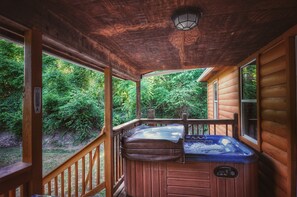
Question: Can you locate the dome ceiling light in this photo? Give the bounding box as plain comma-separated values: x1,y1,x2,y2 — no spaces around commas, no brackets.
171,7,202,31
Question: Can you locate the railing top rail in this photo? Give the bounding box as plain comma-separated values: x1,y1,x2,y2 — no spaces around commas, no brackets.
113,119,140,133
43,131,106,184
0,162,32,193
140,118,234,124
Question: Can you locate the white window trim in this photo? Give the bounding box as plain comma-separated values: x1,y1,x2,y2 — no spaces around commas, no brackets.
213,81,218,119
240,59,257,143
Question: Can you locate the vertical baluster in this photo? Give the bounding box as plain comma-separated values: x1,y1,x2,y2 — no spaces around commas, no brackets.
20,183,28,197
226,124,228,136
89,151,92,190
115,135,118,184
117,134,120,181
42,183,45,195
112,136,115,185
61,171,65,197
20,185,24,197
75,162,78,197
208,124,210,135
82,156,85,195
48,181,51,195
54,176,58,196
96,146,100,185
118,134,122,178
9,189,16,197
120,133,123,178
68,166,71,196
214,124,217,135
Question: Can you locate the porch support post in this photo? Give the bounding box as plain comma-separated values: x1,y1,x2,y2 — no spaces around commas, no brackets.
23,28,43,195
136,80,141,119
104,67,113,197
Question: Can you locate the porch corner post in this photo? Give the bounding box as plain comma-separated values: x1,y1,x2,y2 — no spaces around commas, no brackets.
104,67,114,197
23,28,43,195
136,80,141,119
233,113,239,139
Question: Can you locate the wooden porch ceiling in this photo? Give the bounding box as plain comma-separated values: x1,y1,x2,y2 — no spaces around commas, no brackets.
1,0,297,80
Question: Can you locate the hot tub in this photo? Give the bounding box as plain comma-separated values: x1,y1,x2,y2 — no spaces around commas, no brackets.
184,135,257,163
122,126,258,197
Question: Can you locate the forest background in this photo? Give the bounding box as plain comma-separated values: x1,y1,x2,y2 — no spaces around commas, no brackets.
0,39,207,141
0,39,207,172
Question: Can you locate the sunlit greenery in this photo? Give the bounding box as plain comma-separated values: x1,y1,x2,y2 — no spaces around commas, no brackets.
0,39,207,141
241,63,257,100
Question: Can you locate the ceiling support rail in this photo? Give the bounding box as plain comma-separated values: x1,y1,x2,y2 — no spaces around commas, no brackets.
136,81,141,119
104,67,114,197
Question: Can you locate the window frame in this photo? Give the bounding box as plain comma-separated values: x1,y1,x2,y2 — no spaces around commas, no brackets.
239,59,260,150
213,81,218,119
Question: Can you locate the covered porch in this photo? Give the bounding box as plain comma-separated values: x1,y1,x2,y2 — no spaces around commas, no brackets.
1,1,297,197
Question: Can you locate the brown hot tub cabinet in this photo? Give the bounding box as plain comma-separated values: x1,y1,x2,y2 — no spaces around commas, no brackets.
122,125,258,197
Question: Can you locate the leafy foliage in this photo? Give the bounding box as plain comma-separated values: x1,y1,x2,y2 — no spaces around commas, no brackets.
0,40,24,136
140,70,207,118
0,39,207,141
241,63,257,100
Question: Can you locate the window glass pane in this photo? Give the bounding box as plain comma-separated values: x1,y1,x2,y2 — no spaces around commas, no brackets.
213,82,218,119
241,102,257,139
241,62,256,100
214,102,218,119
0,39,24,168
214,83,218,101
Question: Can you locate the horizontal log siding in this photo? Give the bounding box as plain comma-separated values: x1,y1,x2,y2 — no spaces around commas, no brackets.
208,67,239,136
205,26,297,197
259,41,289,196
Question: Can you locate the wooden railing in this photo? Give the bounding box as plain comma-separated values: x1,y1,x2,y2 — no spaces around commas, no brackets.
140,113,239,138
112,119,141,195
1,115,238,197
0,162,32,197
42,129,106,197
112,114,239,194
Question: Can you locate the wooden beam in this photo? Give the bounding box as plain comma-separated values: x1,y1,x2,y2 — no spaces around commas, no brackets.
136,81,141,119
23,28,43,195
104,67,113,197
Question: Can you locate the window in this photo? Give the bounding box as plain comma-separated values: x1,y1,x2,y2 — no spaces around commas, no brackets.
213,81,218,119
240,60,257,143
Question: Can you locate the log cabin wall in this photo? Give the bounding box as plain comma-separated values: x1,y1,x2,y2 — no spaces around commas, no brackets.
205,25,297,197
207,67,239,136
258,40,289,197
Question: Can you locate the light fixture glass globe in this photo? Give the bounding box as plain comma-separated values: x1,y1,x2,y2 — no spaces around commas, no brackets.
172,7,201,31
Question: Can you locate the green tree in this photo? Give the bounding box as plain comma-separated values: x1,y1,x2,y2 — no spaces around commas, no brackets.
141,69,207,119
0,40,24,136
0,39,208,142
